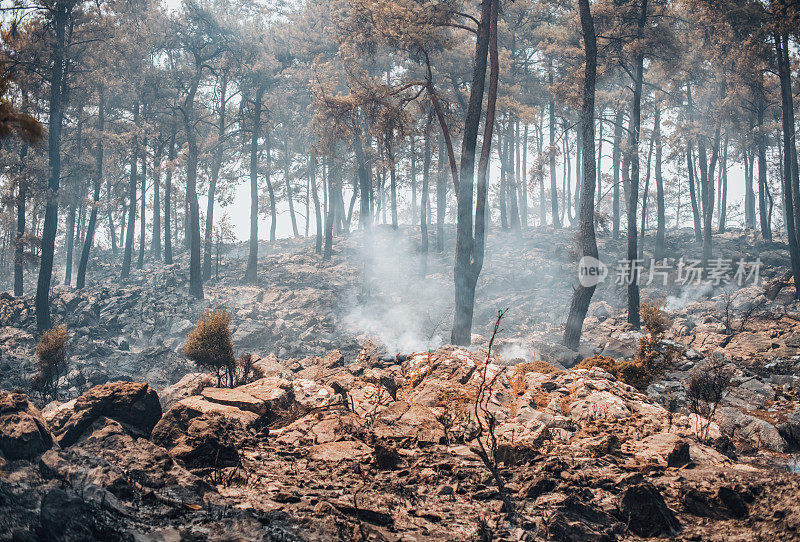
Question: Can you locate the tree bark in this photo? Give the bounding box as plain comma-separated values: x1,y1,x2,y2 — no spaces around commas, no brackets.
137,134,147,270
245,87,264,282
625,0,647,330
654,103,665,260
564,0,598,350
183,72,204,299
121,102,139,280
611,107,623,238
164,123,176,264
14,144,28,297
548,63,561,229
152,145,162,260
436,131,446,252
776,30,800,297
77,88,104,289
203,70,227,280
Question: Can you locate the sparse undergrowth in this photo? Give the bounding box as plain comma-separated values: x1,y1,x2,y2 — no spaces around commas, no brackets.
183,308,262,387
31,324,69,401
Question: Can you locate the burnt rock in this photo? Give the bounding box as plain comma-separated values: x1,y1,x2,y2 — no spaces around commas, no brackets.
666,440,691,468
547,495,624,542
618,483,680,538
39,488,122,542
717,486,749,519
152,402,244,469
0,391,53,460
48,381,162,447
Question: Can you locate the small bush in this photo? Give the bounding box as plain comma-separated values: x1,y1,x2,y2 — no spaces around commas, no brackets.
636,299,677,385
640,298,670,336
32,325,69,400
183,308,236,387
576,355,653,392
686,362,732,442
230,353,264,388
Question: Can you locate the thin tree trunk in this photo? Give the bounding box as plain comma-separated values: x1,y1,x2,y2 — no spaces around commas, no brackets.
521,122,528,227
284,136,299,238
183,75,204,299
436,131,446,251
776,30,800,297
626,0,647,330
654,103,665,260
757,97,772,240
77,88,104,289
612,107,623,238
310,154,322,253
14,144,28,297
245,87,264,282
164,124,176,264
639,116,655,259
549,64,561,228
121,102,139,279
203,70,227,279
152,145,162,260
564,0,598,350
137,136,147,270
421,122,432,275
451,0,496,346
717,133,728,233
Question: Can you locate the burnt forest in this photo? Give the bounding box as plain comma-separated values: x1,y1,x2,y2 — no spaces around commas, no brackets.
1,0,800,540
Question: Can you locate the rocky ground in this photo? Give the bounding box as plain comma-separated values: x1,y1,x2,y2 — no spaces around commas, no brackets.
0,226,799,540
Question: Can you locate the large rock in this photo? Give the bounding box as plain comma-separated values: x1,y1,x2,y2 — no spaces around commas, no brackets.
569,391,631,421
40,416,210,506
618,483,680,538
152,397,255,468
0,391,53,460
47,382,162,448
159,372,215,411
716,407,787,452
777,409,800,450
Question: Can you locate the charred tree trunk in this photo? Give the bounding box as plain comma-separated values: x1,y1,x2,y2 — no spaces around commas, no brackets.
77,88,104,289
183,76,204,299
548,65,561,229
564,0,597,350
611,107,623,238
121,102,139,280
152,146,162,261
245,87,264,283
36,0,69,331
164,124,176,265
451,0,496,345
775,30,800,297
436,131,446,252
137,136,147,270
625,0,647,330
203,70,227,280
14,144,28,297
654,103,665,260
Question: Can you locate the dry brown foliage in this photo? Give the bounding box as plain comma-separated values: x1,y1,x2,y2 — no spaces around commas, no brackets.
183,308,236,387
32,325,69,400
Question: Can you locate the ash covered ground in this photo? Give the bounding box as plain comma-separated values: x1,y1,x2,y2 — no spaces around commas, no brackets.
1,227,799,541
